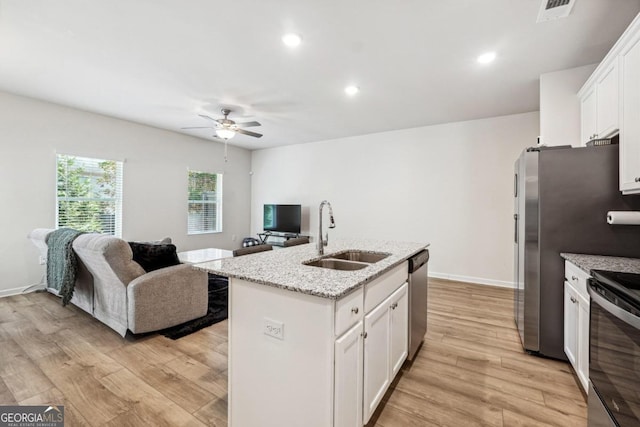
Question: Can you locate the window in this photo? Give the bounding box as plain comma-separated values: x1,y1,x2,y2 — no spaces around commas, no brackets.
188,170,222,234
56,154,123,237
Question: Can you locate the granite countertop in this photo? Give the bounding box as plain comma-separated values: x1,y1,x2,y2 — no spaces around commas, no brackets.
195,239,429,299
561,253,640,275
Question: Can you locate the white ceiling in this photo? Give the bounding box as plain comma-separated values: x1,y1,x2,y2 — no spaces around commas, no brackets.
0,0,638,150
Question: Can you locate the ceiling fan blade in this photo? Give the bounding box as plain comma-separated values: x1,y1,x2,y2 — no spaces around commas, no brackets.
236,121,261,128
181,126,216,130
198,114,218,122
235,128,263,138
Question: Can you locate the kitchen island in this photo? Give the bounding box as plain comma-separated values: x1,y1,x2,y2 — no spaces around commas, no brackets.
196,239,428,427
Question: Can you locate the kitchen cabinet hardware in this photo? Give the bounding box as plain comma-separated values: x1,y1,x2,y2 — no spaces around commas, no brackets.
571,296,577,303
351,307,359,314
572,275,578,281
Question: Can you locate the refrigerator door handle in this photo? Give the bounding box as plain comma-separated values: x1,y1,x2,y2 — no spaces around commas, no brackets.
514,214,518,243
514,173,518,197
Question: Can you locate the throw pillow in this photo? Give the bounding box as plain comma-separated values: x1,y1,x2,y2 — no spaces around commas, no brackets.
128,242,180,272
138,237,172,245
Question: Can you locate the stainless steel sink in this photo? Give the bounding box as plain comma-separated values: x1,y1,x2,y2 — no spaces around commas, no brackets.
303,259,368,271
329,250,390,263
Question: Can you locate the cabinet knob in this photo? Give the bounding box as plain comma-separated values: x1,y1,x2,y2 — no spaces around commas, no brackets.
363,332,368,339
391,302,398,310
570,296,577,304
351,307,359,314
635,177,640,183
571,276,578,281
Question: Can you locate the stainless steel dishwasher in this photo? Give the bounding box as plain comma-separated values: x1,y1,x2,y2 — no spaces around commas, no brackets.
408,249,429,360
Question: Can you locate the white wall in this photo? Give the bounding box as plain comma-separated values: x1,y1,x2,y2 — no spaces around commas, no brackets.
0,91,252,296
251,112,539,287
540,64,597,147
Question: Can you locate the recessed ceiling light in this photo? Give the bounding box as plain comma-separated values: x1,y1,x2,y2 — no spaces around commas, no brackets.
344,85,360,96
477,52,496,64
282,33,302,48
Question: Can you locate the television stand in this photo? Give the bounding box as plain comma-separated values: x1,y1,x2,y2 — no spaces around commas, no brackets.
258,232,306,247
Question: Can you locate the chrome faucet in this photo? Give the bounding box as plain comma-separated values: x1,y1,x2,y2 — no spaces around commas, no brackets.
317,200,336,255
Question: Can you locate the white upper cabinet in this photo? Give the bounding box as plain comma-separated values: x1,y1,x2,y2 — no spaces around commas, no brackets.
596,60,620,139
579,61,619,145
580,87,597,145
578,13,640,193
620,34,640,193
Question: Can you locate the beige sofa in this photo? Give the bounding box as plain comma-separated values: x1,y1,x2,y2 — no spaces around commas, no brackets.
28,229,208,336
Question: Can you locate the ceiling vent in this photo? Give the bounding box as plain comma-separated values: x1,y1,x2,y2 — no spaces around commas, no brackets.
537,0,576,23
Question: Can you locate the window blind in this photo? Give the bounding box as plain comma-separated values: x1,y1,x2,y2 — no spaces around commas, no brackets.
56,154,123,237
188,171,222,234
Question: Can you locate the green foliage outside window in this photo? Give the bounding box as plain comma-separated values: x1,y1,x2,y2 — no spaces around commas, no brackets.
56,155,121,235
188,170,221,234
188,171,217,199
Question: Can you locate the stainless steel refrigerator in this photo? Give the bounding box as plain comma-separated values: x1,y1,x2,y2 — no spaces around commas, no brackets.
513,143,640,360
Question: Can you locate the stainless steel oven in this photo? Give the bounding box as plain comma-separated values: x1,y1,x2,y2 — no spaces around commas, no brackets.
588,270,640,427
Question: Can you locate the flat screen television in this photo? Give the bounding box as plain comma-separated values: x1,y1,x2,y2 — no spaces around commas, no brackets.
263,204,301,234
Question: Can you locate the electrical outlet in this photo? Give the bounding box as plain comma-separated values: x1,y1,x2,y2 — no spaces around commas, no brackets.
263,318,284,340
38,256,46,265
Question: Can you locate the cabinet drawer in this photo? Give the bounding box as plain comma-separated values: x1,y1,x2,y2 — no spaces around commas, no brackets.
565,261,590,299
364,263,408,313
335,286,364,336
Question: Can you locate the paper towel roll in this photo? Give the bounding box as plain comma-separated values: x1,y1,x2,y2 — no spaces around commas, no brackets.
607,211,640,225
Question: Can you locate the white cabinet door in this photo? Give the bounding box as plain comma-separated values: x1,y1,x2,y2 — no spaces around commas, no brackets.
563,281,578,367
363,297,391,424
620,36,640,193
334,321,364,427
576,291,590,392
596,60,620,139
389,283,408,378
581,87,597,145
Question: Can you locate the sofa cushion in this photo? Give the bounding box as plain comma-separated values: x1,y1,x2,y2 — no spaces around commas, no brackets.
128,242,180,272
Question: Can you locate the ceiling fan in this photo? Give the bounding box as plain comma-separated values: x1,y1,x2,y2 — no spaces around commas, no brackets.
181,108,262,140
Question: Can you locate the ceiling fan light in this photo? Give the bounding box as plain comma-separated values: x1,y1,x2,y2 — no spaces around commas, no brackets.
216,128,235,140
477,51,496,64
344,85,360,96
282,33,302,47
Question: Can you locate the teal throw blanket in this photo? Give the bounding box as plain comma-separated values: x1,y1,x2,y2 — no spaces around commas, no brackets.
46,228,84,306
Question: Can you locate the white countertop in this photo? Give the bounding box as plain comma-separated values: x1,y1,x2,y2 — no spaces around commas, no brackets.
194,239,429,299
178,247,233,264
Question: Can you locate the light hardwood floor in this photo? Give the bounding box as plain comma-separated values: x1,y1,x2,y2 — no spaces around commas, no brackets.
0,278,587,426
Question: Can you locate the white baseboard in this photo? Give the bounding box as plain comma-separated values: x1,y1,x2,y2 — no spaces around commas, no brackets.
429,272,515,289
0,285,37,297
